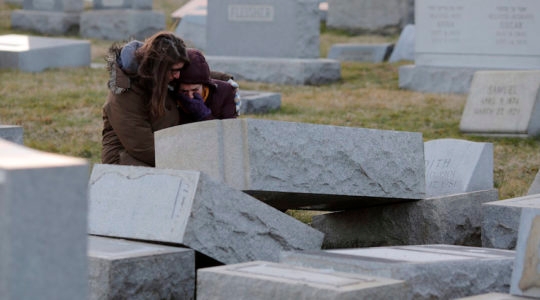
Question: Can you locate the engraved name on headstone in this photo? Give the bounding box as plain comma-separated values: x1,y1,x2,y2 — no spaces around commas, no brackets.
228,4,274,22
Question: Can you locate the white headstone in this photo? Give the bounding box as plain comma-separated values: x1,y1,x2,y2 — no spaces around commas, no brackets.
459,70,540,137
425,138,493,197
510,207,540,297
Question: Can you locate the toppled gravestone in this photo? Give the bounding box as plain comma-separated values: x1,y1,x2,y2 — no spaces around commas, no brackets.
155,118,425,210
0,139,88,300
88,164,323,265
281,244,516,300
197,261,408,300
312,189,498,249
88,235,195,300
482,194,540,250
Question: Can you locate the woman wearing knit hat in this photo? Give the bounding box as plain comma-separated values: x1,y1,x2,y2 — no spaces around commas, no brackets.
101,31,190,167
173,48,239,124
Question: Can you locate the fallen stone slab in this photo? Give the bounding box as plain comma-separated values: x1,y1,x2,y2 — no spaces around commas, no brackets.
312,189,498,249
0,125,23,145
205,56,341,85
510,207,540,298
0,139,88,300
399,65,482,94
0,34,91,72
88,164,323,265
239,90,281,115
280,244,515,300
155,118,425,210
455,293,530,299
327,43,393,63
197,260,408,300
88,235,195,300
482,194,540,250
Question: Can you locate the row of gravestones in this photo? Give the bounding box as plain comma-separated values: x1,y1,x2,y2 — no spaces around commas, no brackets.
3,119,540,299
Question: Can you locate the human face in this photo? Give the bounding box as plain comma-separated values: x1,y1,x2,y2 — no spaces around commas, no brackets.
179,83,203,99
168,62,185,82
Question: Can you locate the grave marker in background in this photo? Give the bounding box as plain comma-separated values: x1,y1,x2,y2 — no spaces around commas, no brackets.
0,140,88,300
389,24,415,63
460,71,540,137
527,170,540,195
11,0,83,34
399,0,540,94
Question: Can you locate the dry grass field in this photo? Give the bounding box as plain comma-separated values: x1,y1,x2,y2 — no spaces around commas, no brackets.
1,0,539,212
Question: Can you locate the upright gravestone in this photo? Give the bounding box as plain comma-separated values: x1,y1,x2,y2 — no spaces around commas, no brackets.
425,138,493,197
0,34,91,72
10,0,83,34
80,0,165,40
174,0,208,50
326,0,414,35
399,0,540,94
389,24,415,63
0,140,88,299
460,70,540,137
510,207,540,297
203,0,340,85
155,119,426,210
88,164,323,265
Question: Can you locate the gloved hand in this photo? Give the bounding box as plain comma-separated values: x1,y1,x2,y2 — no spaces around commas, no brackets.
177,93,212,121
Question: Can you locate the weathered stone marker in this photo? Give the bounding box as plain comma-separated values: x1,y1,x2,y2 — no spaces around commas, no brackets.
197,261,408,300
88,164,323,264
88,235,195,300
0,125,23,144
0,139,88,299
155,118,425,210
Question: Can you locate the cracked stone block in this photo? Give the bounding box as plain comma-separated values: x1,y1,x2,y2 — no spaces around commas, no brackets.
0,139,88,300
88,164,323,264
312,189,498,249
482,194,540,250
280,244,515,300
425,138,493,197
155,118,425,210
197,260,408,300
88,235,195,300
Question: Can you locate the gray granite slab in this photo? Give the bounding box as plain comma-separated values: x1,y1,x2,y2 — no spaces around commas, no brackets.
174,13,207,51
482,194,540,249
510,207,540,297
88,236,195,300
425,138,493,197
10,10,81,35
280,244,515,300
80,10,165,41
0,125,23,145
398,64,482,94
527,170,540,195
0,140,88,300
22,0,83,12
460,71,540,137
88,164,323,264
155,119,425,210
238,90,281,115
205,56,341,85
312,189,498,249
327,43,393,63
456,293,531,300
93,0,152,10
197,261,408,300
206,0,320,58
0,34,90,72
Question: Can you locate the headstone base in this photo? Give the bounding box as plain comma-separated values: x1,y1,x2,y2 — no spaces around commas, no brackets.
206,56,341,85
0,34,91,72
327,43,393,63
239,90,281,115
0,125,23,145
11,10,80,35
80,9,165,41
399,64,493,94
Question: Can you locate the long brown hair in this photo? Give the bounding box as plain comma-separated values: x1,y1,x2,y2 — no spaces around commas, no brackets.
135,31,189,118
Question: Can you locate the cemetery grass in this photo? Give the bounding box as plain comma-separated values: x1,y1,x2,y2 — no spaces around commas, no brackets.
1,3,540,224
